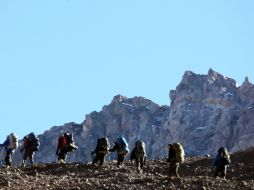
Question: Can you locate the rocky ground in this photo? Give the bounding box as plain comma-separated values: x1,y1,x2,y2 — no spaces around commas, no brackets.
1,148,254,190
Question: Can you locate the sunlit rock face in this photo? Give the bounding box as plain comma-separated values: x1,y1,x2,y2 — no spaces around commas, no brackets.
167,69,254,155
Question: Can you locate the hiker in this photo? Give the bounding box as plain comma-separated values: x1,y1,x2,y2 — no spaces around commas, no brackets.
20,132,40,167
167,143,185,177
91,137,110,166
0,133,18,166
56,132,78,163
130,140,147,172
109,137,129,167
213,147,231,179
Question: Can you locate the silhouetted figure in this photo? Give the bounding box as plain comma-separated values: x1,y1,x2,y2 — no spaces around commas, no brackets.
213,147,231,179
20,132,40,167
56,132,77,163
109,137,129,167
91,138,110,166
130,140,147,172
0,133,18,166
167,143,184,177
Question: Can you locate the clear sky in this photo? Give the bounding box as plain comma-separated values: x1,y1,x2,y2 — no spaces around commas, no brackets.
0,0,253,142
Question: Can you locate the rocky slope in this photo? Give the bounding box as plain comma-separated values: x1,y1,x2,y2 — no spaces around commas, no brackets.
10,69,254,164
1,148,254,190
167,69,254,155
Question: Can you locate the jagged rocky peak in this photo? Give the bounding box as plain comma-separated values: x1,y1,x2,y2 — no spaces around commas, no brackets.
241,77,252,87
170,69,238,104
180,68,236,87
207,68,236,87
207,68,220,78
175,70,205,98
244,76,250,83
238,76,254,102
170,70,205,103
109,94,160,111
167,69,254,155
180,70,204,85
112,94,127,103
183,70,195,77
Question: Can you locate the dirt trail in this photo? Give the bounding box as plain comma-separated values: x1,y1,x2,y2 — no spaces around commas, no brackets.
0,148,253,190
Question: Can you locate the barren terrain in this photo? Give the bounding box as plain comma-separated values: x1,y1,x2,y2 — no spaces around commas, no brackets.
1,148,254,190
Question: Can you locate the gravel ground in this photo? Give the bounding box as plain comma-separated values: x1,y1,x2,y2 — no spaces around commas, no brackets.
0,148,253,190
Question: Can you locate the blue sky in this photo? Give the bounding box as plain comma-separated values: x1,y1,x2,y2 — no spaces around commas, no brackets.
0,0,253,141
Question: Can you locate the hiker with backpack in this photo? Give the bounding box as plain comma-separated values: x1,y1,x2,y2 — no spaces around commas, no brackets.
109,137,129,168
20,132,40,167
91,137,110,166
213,147,231,179
167,143,185,177
130,140,147,172
0,133,18,166
56,132,78,163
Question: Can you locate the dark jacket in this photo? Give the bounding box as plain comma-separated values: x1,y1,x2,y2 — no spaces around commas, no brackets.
57,135,67,151
168,145,176,162
213,147,231,171
92,140,107,154
214,154,230,168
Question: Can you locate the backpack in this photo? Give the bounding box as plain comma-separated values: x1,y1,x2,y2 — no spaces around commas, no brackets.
63,133,77,152
8,133,18,150
217,148,231,166
135,140,146,158
98,138,110,153
116,137,129,155
172,143,185,163
219,156,230,166
64,133,74,144
58,135,66,147
28,133,40,151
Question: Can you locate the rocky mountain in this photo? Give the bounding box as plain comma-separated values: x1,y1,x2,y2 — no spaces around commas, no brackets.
167,69,254,155
27,96,170,164
2,148,254,190
11,69,254,164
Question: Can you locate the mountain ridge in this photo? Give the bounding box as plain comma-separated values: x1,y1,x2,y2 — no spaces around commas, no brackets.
10,69,254,164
